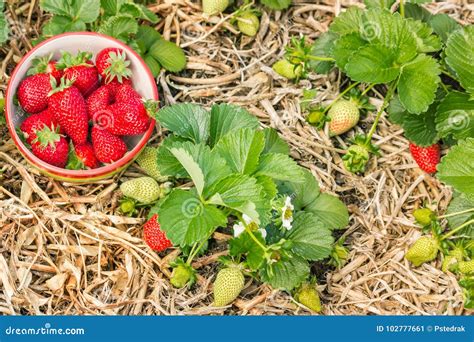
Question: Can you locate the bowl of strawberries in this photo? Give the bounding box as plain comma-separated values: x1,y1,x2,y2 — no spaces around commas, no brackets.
5,32,158,182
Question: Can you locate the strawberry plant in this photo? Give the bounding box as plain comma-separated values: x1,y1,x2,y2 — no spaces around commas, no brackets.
150,103,349,306
38,0,186,75
0,1,8,45
281,1,473,174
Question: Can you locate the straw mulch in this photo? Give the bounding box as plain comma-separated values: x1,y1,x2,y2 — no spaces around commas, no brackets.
1,0,473,316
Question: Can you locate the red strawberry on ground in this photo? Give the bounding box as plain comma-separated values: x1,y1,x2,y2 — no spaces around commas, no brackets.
104,78,133,97
91,126,127,163
409,143,440,174
86,85,113,121
57,51,99,97
30,125,69,168
20,109,61,144
143,214,172,252
95,47,132,84
67,142,99,170
27,53,63,81
48,77,89,145
17,73,51,113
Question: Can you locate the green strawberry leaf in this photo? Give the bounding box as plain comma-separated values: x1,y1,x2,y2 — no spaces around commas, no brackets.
156,136,189,178
363,0,395,9
262,128,289,155
207,174,269,225
229,232,266,271
214,128,265,175
438,138,474,197
209,104,259,147
98,15,138,42
285,212,334,261
256,175,278,200
387,96,407,125
329,7,363,36
277,168,320,211
42,16,86,36
101,0,127,16
40,0,100,23
0,3,8,44
260,0,292,10
332,33,367,70
435,92,474,141
136,26,162,53
304,193,349,229
308,31,338,74
156,103,210,144
157,189,227,247
447,194,474,238
169,147,206,196
428,13,461,43
404,3,432,22
260,254,309,291
398,102,439,146
398,54,441,114
149,39,186,72
405,18,442,53
254,153,306,182
345,43,400,84
119,3,159,23
445,26,474,99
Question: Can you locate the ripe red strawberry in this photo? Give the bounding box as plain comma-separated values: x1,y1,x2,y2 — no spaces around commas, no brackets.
30,125,69,168
86,86,113,120
27,53,63,81
58,52,99,97
409,143,440,174
67,142,99,170
48,78,89,145
104,78,133,97
91,126,127,163
20,109,61,144
17,73,51,113
143,214,172,252
95,47,132,84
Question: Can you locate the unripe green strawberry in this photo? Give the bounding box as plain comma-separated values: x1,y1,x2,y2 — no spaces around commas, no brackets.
272,59,302,80
136,147,168,182
343,144,369,173
458,260,474,275
406,236,439,267
237,12,260,37
413,208,434,226
120,177,161,204
202,0,229,15
213,266,245,306
327,99,360,136
306,110,325,127
295,283,321,312
170,263,196,288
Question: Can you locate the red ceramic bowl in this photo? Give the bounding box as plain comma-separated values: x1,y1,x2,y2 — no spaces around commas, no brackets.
5,32,157,182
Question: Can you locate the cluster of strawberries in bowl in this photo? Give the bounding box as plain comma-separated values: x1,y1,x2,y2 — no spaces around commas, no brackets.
16,47,155,170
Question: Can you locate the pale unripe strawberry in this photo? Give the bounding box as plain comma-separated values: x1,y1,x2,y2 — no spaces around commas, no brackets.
295,283,322,312
272,59,302,80
213,266,245,306
327,99,360,136
413,208,434,226
458,260,474,275
202,0,229,15
343,144,369,173
237,12,260,37
170,263,196,288
136,147,168,182
406,236,439,267
120,177,161,204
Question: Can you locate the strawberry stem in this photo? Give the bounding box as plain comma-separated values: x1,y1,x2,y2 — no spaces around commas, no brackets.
441,218,474,240
323,81,361,114
306,55,335,62
399,0,405,17
186,238,208,265
438,208,474,219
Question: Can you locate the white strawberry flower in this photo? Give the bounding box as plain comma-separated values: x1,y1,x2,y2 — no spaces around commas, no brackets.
233,222,246,237
281,196,294,230
234,214,267,240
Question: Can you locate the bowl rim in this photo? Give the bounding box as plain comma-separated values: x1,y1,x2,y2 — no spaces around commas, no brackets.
5,31,157,180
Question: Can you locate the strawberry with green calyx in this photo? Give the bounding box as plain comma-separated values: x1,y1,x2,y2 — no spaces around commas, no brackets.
235,11,260,37
342,134,379,173
120,176,161,204
66,142,99,170
20,109,61,144
409,143,440,174
406,235,440,267
27,53,62,81
413,208,435,226
48,76,89,145
306,108,327,129
213,264,245,307
170,259,197,288
272,59,303,80
30,124,69,168
120,198,138,217
56,51,99,97
202,0,229,15
91,126,127,163
294,281,322,313
143,214,172,252
330,238,349,268
95,48,132,84
458,260,474,275
136,146,169,182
